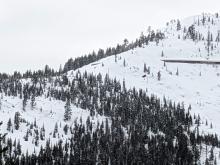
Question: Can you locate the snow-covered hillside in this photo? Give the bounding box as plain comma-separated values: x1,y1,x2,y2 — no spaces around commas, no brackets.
0,95,106,154
1,13,220,164
74,13,220,137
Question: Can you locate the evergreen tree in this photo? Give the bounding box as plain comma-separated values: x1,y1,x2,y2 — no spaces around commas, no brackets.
14,112,20,130
209,147,214,162
7,118,12,132
207,30,212,56
144,63,147,73
63,124,69,135
17,140,21,155
64,99,72,121
161,51,164,57
53,123,58,138
188,25,196,41
123,59,126,67
115,55,117,63
0,122,8,154
40,125,45,141
22,94,28,111
24,130,29,141
34,129,39,146
177,19,181,31
176,68,179,76
31,93,36,110
157,71,161,81
202,14,206,25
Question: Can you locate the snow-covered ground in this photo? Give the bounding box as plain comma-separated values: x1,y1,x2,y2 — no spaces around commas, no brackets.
74,14,220,135
74,44,220,135
68,14,220,163
0,95,106,153
1,13,220,163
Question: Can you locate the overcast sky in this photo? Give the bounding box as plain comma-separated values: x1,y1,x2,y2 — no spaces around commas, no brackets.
0,0,219,73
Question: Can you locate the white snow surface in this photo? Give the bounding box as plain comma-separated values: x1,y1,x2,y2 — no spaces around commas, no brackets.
0,95,106,153
72,13,220,137
70,14,220,163
1,13,220,163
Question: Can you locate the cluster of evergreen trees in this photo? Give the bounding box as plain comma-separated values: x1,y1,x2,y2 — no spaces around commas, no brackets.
0,70,219,164
63,31,165,73
174,13,220,57
0,64,61,82
1,14,220,163
0,29,164,82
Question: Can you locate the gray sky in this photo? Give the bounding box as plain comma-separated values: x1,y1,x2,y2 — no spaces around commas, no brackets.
0,0,219,73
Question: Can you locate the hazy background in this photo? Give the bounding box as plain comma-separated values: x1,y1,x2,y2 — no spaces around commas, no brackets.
0,0,219,73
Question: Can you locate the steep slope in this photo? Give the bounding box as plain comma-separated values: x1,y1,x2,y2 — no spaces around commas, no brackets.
0,77,107,155
0,13,220,164
75,13,220,135
0,94,106,154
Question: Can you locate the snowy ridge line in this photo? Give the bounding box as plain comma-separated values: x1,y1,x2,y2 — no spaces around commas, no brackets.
161,58,220,64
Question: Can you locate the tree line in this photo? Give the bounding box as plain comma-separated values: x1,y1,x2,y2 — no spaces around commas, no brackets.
0,70,218,164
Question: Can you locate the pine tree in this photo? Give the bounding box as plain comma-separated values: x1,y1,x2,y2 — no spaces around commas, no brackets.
177,20,181,31
22,94,28,111
63,58,74,72
209,147,214,162
17,140,21,155
59,64,63,74
14,112,20,130
31,93,36,110
188,25,196,41
207,30,211,56
53,123,58,138
40,125,45,140
24,130,29,141
147,67,150,75
161,51,164,57
0,122,8,154
64,99,72,121
63,124,69,135
7,118,12,132
157,71,161,81
123,59,126,67
144,63,147,73
34,118,37,128
214,157,217,165
35,129,39,146
176,68,179,76
202,14,206,25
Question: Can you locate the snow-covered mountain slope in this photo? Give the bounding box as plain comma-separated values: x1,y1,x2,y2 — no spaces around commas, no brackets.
1,13,220,164
72,13,220,136
0,94,106,153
